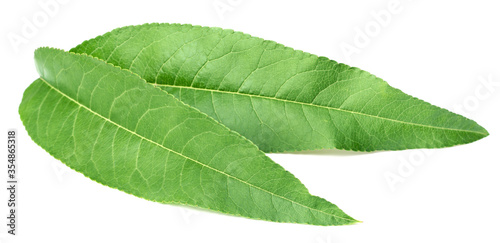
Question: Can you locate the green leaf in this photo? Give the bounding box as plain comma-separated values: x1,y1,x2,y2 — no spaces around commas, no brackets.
19,47,358,226
71,23,488,152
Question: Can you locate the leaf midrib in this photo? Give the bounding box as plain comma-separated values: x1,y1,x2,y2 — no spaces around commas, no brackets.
39,77,354,223
156,84,486,135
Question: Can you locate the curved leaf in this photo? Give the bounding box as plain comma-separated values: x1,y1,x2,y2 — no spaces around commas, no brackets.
19,47,358,226
72,23,488,152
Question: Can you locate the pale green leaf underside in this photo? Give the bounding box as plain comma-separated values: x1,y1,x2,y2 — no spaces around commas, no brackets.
19,47,358,225
71,23,488,152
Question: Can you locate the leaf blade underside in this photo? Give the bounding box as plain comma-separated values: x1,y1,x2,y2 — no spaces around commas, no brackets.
71,23,488,152
19,47,358,226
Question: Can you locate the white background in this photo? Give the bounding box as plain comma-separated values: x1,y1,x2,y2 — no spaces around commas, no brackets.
1,0,499,242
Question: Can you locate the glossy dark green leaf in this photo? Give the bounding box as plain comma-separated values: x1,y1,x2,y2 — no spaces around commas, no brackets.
71,23,488,152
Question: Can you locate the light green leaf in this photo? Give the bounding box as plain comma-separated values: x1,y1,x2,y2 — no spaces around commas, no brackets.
71,23,488,152
19,47,358,226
